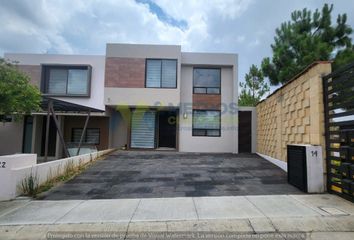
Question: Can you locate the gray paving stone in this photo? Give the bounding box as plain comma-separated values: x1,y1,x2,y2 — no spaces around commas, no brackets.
40,151,302,200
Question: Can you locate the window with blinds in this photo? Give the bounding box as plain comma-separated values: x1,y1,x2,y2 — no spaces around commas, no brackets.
68,69,88,94
192,110,221,137
130,110,156,148
48,69,67,94
72,128,100,145
43,65,91,96
146,59,177,88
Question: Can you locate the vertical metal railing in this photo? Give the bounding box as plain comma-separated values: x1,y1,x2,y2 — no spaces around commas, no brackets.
323,62,354,202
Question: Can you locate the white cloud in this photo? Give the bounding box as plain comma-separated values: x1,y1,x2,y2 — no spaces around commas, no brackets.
1,0,353,89
0,0,254,55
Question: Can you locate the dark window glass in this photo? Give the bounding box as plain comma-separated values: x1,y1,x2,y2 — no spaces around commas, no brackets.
193,68,221,94
0,115,13,122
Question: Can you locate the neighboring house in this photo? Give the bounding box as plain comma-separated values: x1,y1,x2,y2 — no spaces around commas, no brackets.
0,43,246,158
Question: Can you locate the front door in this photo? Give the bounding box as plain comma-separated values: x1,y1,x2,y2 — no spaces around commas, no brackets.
158,111,176,148
238,111,252,153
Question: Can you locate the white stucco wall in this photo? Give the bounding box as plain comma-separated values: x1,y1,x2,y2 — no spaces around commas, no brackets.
179,66,238,153
4,53,106,111
0,149,114,201
0,154,37,201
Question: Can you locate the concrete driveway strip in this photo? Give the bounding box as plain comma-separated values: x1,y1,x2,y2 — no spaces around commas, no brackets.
131,197,198,221
0,200,30,218
289,194,354,216
193,196,265,219
0,200,82,225
246,195,320,217
57,199,140,223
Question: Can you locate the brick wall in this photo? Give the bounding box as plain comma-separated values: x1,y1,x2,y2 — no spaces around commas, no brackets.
105,57,145,88
193,94,221,110
256,62,331,162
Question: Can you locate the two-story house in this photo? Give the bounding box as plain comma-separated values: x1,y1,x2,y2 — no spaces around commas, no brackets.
0,43,242,158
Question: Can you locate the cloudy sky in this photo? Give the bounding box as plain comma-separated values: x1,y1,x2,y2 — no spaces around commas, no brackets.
1,0,353,90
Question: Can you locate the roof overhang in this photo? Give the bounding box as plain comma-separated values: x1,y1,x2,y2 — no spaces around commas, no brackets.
41,97,105,113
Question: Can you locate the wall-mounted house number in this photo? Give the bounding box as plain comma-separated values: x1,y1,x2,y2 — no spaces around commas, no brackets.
0,162,6,168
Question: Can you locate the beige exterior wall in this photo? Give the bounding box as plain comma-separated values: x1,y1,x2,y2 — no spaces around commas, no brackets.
105,43,181,107
256,62,331,162
179,66,237,153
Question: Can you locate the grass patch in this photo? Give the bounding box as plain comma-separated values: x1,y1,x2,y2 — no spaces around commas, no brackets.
20,155,106,198
20,170,39,198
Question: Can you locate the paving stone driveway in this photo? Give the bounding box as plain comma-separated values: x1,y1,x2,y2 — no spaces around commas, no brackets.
40,151,301,200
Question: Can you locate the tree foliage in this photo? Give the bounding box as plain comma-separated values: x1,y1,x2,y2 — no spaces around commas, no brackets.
261,4,354,85
0,58,41,120
239,64,270,106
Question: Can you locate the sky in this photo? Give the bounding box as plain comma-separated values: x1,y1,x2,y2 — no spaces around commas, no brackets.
0,0,354,93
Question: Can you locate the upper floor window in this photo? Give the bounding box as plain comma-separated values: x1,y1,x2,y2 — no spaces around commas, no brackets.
193,68,221,94
146,59,177,88
42,65,91,96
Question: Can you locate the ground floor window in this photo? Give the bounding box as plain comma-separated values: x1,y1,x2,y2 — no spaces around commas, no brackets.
192,110,221,137
72,128,100,144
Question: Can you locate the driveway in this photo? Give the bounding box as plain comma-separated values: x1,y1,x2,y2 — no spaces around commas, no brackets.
40,151,301,200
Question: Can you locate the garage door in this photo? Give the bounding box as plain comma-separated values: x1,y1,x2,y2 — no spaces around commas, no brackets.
130,110,156,148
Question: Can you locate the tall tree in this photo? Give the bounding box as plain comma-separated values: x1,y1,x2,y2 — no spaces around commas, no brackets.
239,64,269,106
261,4,354,85
0,58,41,121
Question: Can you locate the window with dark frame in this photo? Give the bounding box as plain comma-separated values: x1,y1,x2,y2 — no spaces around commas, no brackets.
0,115,13,122
146,59,177,88
42,65,91,96
193,68,221,94
72,128,100,145
192,110,221,137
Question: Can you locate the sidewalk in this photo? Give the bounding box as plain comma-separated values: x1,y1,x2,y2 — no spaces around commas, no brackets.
0,194,353,239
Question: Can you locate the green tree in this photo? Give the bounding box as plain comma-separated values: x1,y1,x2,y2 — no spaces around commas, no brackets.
0,58,41,121
261,4,354,85
238,64,270,106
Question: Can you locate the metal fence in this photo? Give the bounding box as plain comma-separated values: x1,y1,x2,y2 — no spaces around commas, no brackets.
323,61,354,202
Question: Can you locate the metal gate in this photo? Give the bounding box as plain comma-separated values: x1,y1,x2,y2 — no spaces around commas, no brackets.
323,62,354,202
130,109,156,149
